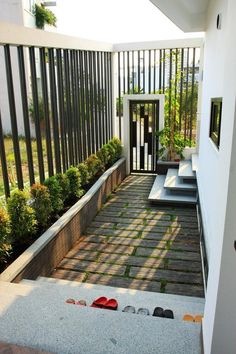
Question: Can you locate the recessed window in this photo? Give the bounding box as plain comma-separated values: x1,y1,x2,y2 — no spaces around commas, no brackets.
209,98,222,149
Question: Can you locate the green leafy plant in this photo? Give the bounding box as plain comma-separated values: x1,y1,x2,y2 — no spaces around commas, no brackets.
33,4,57,29
109,137,122,161
156,49,196,161
55,173,70,203
85,154,103,180
157,127,190,160
97,145,110,169
77,163,90,187
30,183,52,228
0,207,11,265
66,167,83,201
105,143,116,165
44,176,63,215
7,190,37,245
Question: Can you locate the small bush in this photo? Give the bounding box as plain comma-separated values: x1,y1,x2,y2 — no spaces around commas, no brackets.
0,207,11,265
7,190,37,245
97,145,110,169
31,183,52,228
55,173,70,203
66,167,83,200
85,154,103,180
105,143,116,165
109,137,122,160
44,176,63,214
77,163,90,186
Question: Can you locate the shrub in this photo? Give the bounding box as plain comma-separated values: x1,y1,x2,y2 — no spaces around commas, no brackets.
44,176,63,214
66,167,83,200
105,143,116,165
0,207,11,265
77,163,90,187
97,145,110,169
109,137,122,160
7,190,37,245
55,173,70,203
85,154,103,180
30,183,52,228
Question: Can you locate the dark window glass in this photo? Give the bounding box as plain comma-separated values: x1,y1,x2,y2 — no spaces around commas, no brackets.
209,98,222,148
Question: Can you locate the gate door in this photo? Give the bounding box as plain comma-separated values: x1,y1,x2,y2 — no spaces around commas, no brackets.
130,100,159,173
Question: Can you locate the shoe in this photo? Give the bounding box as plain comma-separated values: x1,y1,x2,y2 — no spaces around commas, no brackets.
153,307,164,317
163,309,174,319
183,314,194,322
91,296,108,308
65,298,75,304
194,315,203,323
104,298,118,310
137,308,150,315
122,306,136,313
75,300,87,306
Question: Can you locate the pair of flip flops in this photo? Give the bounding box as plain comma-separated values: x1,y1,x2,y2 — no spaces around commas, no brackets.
66,298,87,306
123,306,150,315
153,307,174,319
183,314,203,323
91,296,118,310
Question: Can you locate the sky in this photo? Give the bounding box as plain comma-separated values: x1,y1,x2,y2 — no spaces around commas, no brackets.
53,0,204,43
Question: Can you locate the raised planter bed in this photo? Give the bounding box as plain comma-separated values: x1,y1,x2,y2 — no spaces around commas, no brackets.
0,158,126,283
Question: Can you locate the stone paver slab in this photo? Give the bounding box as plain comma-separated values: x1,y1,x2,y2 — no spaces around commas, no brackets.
86,273,161,292
165,283,204,298
59,258,126,276
129,267,202,285
73,241,135,255
135,247,201,262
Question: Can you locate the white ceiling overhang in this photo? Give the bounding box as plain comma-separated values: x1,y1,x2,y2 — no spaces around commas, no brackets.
150,0,209,32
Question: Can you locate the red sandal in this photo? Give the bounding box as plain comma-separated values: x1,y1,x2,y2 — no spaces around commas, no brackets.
91,296,108,308
104,298,118,310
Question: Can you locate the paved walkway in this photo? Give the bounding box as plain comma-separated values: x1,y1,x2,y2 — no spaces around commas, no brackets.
52,175,204,298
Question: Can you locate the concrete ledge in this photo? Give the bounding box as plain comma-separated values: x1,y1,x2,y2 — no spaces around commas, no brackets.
0,158,126,283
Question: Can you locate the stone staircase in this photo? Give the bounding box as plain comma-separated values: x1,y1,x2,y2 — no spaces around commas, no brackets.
0,278,204,354
149,154,199,205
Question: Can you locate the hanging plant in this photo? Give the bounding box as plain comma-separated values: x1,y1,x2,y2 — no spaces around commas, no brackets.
33,4,57,30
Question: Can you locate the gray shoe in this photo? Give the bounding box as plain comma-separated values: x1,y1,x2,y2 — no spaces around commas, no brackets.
122,305,136,313
137,308,150,315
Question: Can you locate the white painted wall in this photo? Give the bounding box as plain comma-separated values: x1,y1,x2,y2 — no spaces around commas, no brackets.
198,0,236,352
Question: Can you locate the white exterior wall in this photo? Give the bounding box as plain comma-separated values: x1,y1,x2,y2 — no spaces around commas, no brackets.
0,0,36,135
198,0,236,352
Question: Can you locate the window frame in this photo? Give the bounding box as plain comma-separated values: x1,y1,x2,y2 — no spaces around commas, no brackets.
209,97,222,149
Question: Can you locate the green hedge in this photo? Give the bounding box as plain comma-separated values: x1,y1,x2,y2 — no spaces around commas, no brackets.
0,137,122,267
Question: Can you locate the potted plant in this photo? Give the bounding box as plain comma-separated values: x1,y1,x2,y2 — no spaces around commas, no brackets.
33,3,57,30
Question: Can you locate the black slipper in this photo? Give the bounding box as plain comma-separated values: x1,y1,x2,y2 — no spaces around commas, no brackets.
153,307,164,317
163,309,174,319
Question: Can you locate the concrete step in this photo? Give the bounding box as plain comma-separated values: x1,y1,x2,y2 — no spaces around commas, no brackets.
178,160,196,180
192,154,199,173
148,175,197,205
164,169,197,192
0,278,203,354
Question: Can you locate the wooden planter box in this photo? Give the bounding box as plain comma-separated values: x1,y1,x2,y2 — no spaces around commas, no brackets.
0,158,126,283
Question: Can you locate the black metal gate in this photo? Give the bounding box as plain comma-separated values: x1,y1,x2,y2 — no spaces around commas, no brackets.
130,100,159,173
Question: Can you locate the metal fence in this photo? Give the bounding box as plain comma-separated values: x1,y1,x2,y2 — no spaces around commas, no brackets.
0,43,113,198
116,47,200,143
